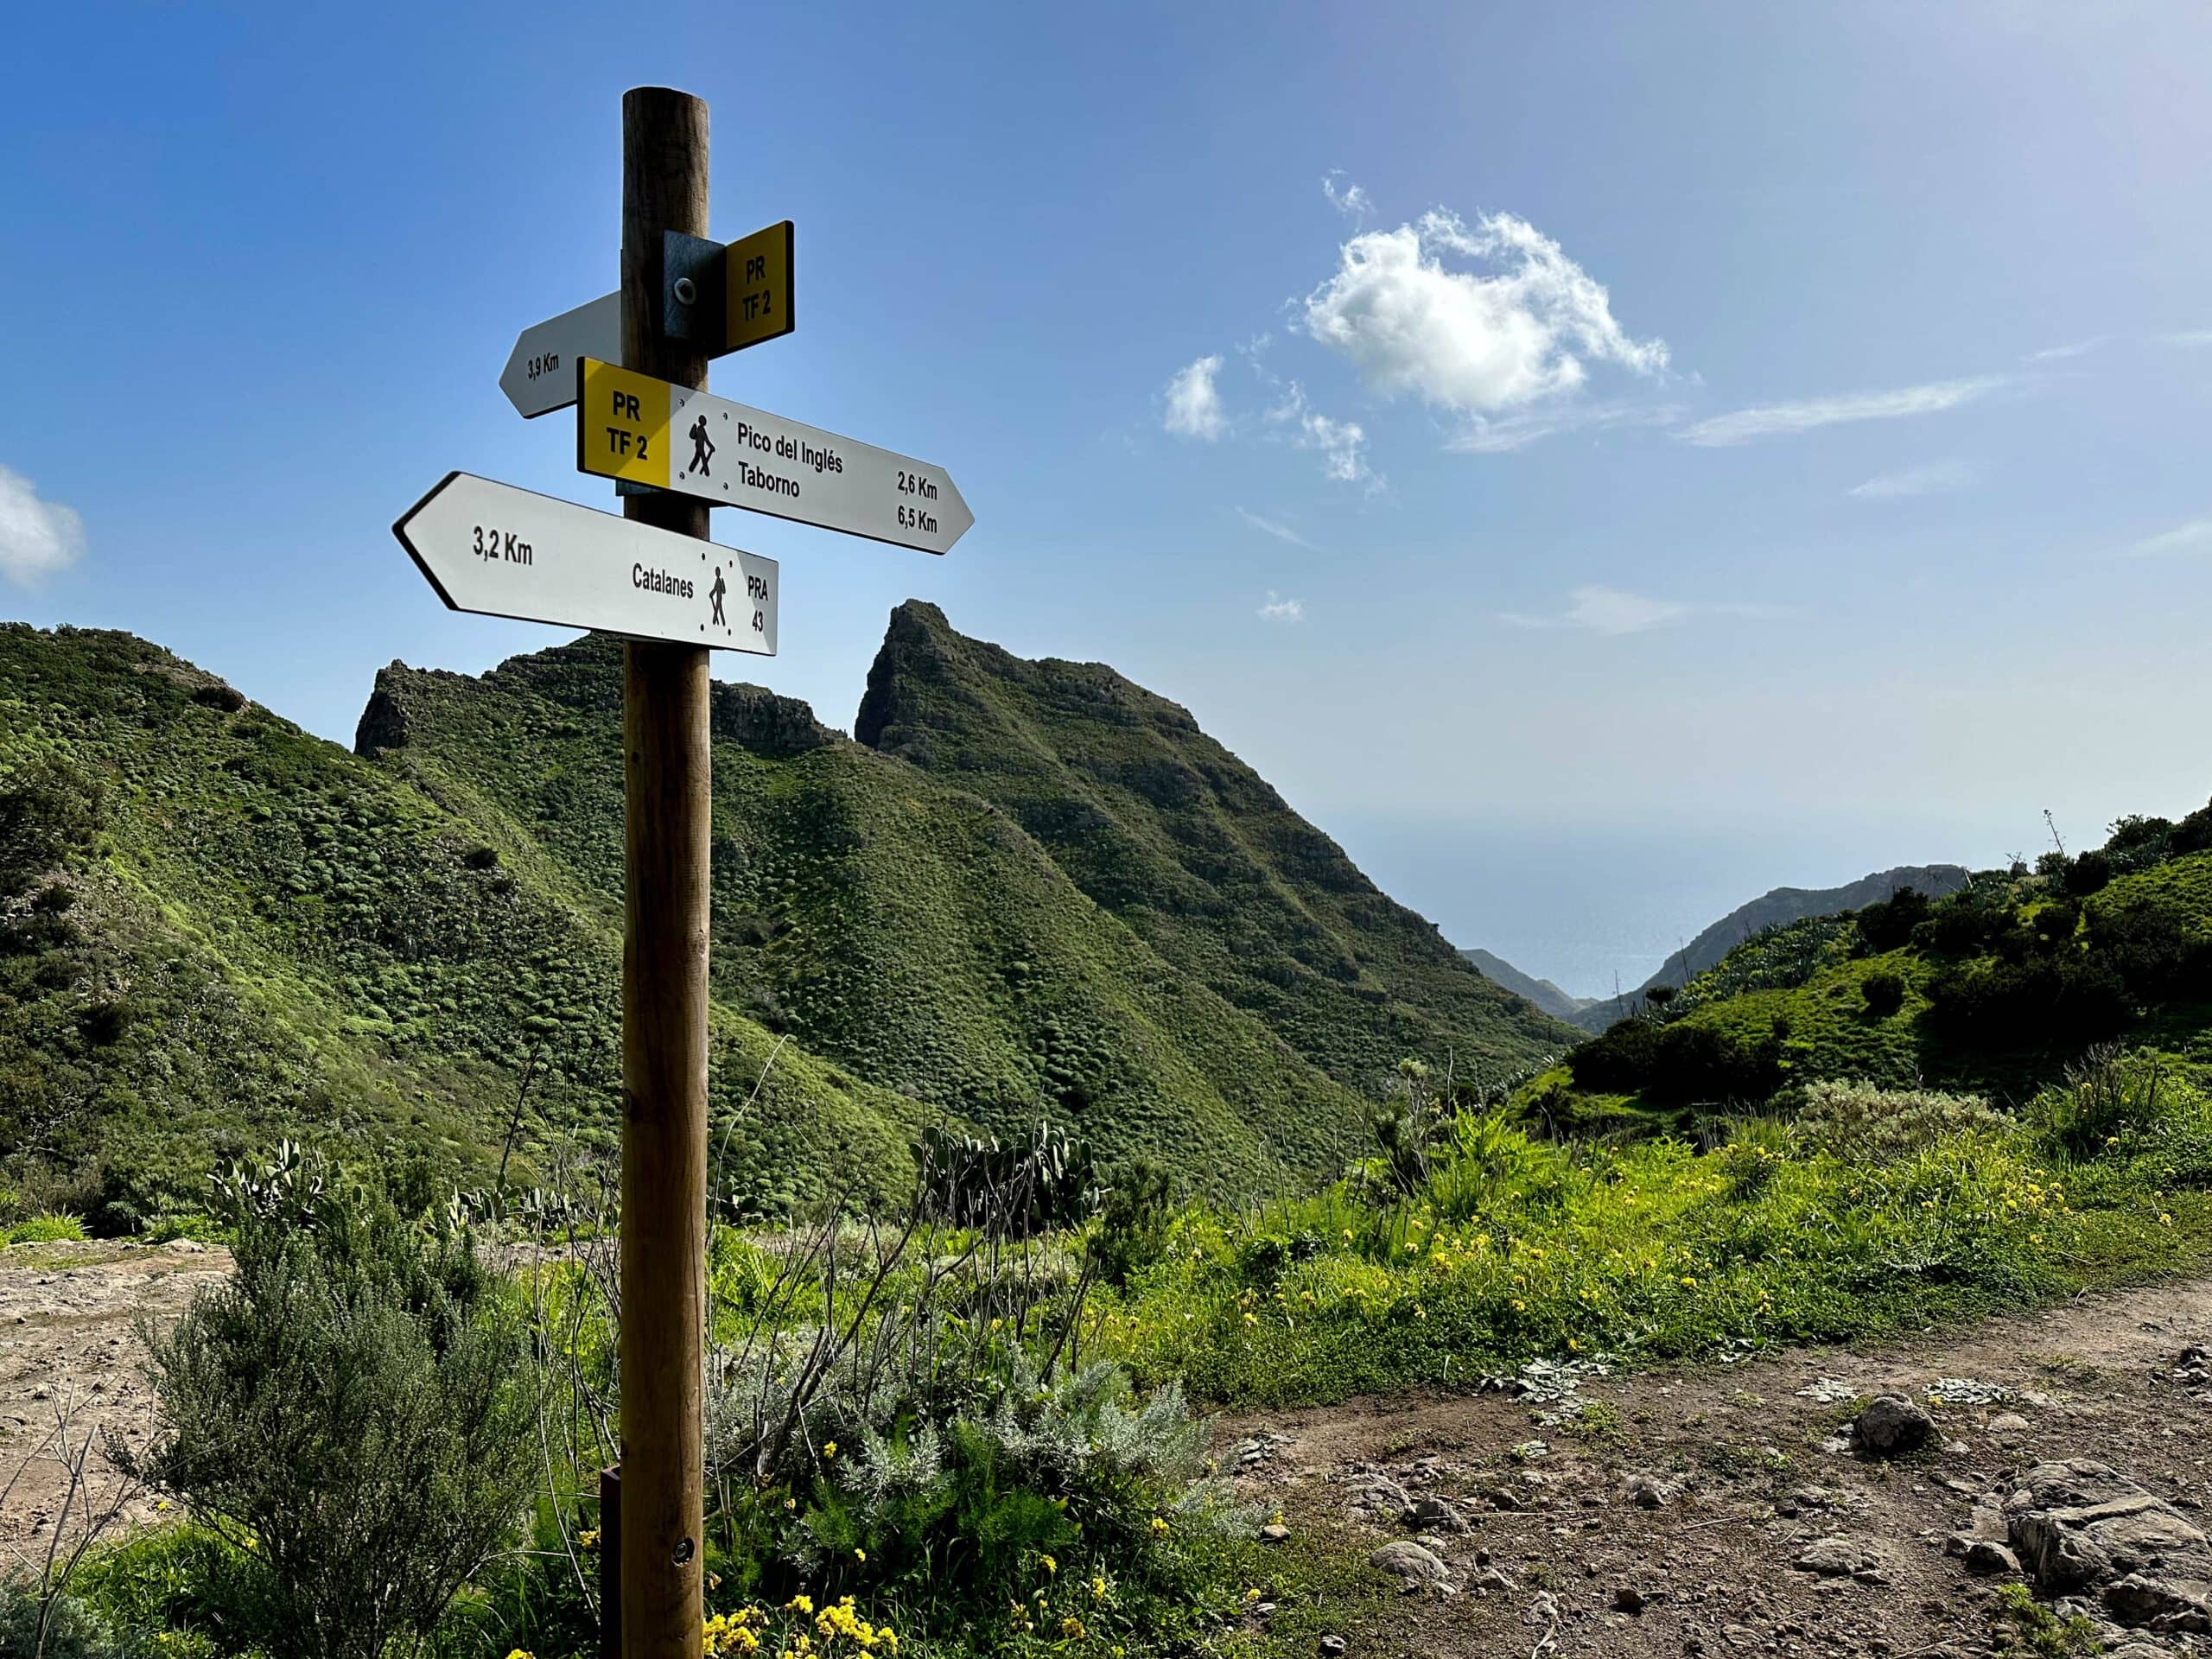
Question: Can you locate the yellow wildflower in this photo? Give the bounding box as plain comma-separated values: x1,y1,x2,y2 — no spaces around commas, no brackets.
1041,1554,1057,1574
822,1441,837,1459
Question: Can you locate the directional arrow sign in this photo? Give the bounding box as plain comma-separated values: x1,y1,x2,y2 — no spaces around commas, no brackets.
394,472,777,654
500,293,620,419
576,358,973,556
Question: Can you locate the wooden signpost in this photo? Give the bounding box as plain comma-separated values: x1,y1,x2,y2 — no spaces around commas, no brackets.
395,83,969,1659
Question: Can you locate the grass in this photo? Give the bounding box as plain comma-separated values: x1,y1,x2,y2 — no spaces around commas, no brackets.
3,1211,87,1244
1090,1088,2212,1408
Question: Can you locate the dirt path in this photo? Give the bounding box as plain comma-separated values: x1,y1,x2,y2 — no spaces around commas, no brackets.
0,1239,230,1568
1230,1278,2212,1657
3,1243,2207,1656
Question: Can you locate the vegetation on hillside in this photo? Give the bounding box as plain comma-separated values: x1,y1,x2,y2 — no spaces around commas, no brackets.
855,601,1574,1090
1540,808,2212,1133
362,633,1386,1190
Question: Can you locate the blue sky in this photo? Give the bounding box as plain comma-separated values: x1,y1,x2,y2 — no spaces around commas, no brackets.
4,1,2209,995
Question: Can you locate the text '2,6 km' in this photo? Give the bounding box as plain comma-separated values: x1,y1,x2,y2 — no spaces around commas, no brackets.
576,358,973,556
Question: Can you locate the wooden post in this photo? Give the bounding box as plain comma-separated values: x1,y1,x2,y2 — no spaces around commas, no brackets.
619,84,711,1659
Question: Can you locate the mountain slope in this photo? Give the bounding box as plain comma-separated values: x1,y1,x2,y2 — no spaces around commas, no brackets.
1458,948,1598,1026
359,633,1375,1188
0,624,926,1229
1562,863,1975,1033
854,601,1577,1091
1541,810,2212,1123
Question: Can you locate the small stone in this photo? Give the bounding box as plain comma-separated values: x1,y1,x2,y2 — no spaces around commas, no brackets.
1989,1412,2031,1434
1368,1540,1451,1590
1408,1494,1468,1532
1260,1523,1291,1543
1794,1536,1866,1578
1318,1637,1346,1657
1853,1394,1934,1457
1614,1586,1648,1614
1965,1541,2021,1576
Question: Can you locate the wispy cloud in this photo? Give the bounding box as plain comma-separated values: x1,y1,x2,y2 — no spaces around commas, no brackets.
1847,459,1976,500
0,466,86,588
2125,516,2212,557
1301,208,1667,418
1679,376,2006,448
1257,591,1306,623
1447,400,1687,454
1236,507,1319,550
2164,329,2212,348
1161,354,1228,441
1320,172,1370,219
2022,339,2101,363
1499,584,1782,636
1268,382,1381,490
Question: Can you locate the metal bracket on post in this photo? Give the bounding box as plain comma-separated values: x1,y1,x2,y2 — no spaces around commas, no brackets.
662,231,726,350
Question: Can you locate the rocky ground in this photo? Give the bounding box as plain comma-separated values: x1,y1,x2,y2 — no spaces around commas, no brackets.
1230,1279,2211,1658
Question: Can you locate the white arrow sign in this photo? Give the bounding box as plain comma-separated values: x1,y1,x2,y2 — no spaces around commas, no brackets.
500,294,620,419
394,473,777,654
577,358,974,555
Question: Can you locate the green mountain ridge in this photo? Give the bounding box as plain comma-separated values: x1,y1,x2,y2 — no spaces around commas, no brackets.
1554,862,1976,1034
1,608,1567,1225
1541,818,2212,1126
855,600,1573,1093
1457,947,1599,1025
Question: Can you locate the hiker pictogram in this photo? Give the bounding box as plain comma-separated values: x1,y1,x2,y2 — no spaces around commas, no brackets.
709,565,727,628
687,414,715,477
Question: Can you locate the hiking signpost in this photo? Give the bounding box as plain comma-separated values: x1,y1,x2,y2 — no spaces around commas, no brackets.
391,83,969,1659
394,473,778,652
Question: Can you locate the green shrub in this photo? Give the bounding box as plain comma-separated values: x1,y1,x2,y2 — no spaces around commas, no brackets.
1567,1019,1662,1092
4,1211,87,1245
1860,971,1906,1018
1088,1154,1174,1287
1854,887,1932,955
125,1169,540,1659
2028,1046,2194,1159
0,1584,115,1659
1790,1079,2007,1156
1926,953,2131,1049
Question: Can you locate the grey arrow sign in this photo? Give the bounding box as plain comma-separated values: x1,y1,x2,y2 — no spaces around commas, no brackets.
395,472,777,654
500,294,620,418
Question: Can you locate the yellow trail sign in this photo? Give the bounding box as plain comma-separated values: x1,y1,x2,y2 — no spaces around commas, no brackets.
723,219,793,354
580,359,673,488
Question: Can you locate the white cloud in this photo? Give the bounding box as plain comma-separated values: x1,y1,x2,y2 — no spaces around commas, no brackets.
1257,591,1306,623
1301,209,1667,420
2022,339,2101,363
1268,382,1380,490
1236,507,1319,550
1499,584,1781,636
0,467,85,588
1847,459,1977,500
2125,516,2212,557
1321,173,1370,219
2164,329,2212,348
1161,354,1228,440
1679,376,2005,447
